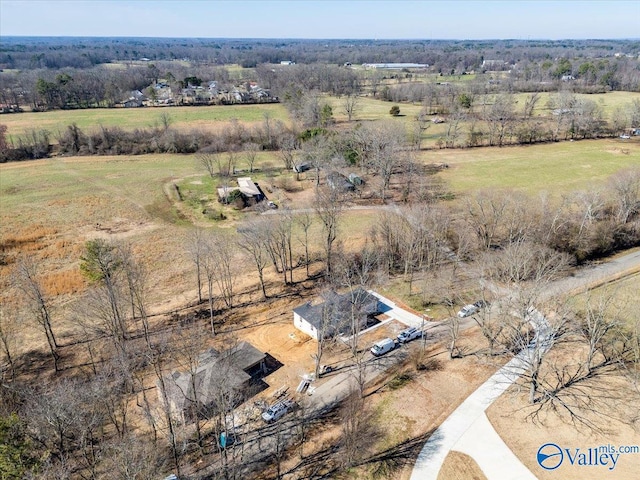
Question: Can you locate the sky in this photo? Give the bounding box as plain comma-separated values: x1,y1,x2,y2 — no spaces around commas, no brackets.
1,0,638,40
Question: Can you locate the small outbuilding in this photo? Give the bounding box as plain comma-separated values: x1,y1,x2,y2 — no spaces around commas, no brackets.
327,171,355,192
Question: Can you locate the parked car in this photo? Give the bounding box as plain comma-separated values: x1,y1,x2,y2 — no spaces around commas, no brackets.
397,327,423,344
620,134,631,139
262,398,294,423
319,364,334,377
457,304,479,318
267,200,278,209
370,337,396,356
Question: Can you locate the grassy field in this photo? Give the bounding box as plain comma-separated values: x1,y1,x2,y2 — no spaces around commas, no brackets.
326,91,640,150
573,271,640,327
0,103,289,141
512,90,640,118
424,138,640,196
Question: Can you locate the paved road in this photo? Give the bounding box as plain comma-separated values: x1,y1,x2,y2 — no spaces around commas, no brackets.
409,248,640,480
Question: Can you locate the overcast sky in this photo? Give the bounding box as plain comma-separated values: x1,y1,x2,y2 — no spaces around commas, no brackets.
1,0,638,40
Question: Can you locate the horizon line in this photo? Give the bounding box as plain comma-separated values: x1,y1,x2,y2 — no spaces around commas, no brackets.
2,35,639,42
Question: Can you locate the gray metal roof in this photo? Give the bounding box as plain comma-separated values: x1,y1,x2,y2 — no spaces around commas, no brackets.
293,288,379,337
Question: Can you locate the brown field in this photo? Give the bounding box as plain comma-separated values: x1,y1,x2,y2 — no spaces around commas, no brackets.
487,379,640,480
438,451,487,480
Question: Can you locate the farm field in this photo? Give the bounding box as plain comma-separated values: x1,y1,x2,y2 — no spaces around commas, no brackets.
1,135,639,480
2,138,637,354
0,102,289,141
427,138,640,196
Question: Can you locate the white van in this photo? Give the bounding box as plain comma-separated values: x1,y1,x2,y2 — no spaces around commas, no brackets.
371,338,396,356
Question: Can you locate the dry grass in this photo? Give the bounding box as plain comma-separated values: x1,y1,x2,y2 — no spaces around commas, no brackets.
1,225,58,252
437,451,488,480
41,269,87,296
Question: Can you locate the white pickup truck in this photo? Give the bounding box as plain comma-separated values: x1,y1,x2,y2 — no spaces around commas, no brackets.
397,327,423,344
261,398,294,423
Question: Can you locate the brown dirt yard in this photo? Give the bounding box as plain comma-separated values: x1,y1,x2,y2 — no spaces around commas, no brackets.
487,376,640,480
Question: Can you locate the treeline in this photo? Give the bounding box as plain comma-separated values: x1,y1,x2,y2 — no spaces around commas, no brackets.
2,37,639,114
2,37,638,70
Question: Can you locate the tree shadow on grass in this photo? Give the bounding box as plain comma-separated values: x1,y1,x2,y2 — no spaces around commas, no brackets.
282,428,436,480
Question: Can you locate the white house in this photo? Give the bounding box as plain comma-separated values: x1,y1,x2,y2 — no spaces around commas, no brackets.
293,289,380,341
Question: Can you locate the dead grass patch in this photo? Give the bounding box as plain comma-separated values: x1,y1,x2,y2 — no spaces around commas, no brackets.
437,451,487,480
42,269,87,296
1,225,58,252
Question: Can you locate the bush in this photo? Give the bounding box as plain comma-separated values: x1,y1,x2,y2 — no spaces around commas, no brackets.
389,105,400,116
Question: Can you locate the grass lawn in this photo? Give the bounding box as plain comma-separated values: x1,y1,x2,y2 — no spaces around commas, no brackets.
423,138,640,197
512,90,640,118
1,103,289,142
573,272,640,328
327,95,424,123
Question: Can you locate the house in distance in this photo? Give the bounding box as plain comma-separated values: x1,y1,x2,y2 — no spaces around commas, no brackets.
217,177,266,207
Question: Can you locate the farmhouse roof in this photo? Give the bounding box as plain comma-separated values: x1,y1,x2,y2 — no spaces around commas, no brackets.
162,342,265,412
222,341,266,372
327,171,354,191
293,288,379,337
237,177,262,197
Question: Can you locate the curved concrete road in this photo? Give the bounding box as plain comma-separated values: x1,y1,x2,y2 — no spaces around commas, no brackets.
409,248,640,480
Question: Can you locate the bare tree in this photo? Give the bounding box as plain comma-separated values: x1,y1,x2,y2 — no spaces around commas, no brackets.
295,210,314,278
13,257,60,370
148,337,183,477
333,248,380,396
342,93,359,122
237,218,270,300
159,111,173,132
483,93,516,147
340,390,377,469
198,153,217,178
411,111,431,150
522,92,540,118
483,240,572,285
464,189,520,250
0,303,16,379
104,433,165,480
201,240,219,335
315,186,343,278
171,324,210,452
224,148,238,177
186,228,206,304
277,132,298,171
444,107,466,148
607,167,640,224
80,239,129,353
243,142,260,173
205,231,239,312
470,290,504,356
355,121,406,201
550,89,576,141
119,243,149,338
